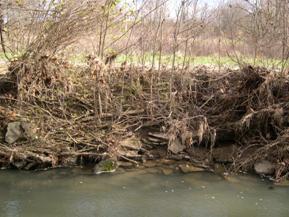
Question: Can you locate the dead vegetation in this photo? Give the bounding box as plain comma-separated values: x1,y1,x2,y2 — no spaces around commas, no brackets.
0,57,288,181
0,1,289,183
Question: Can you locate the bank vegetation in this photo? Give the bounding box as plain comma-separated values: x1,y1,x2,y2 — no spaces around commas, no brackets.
0,0,289,182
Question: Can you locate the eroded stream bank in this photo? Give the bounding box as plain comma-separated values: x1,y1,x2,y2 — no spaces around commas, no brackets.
0,169,289,217
0,59,289,182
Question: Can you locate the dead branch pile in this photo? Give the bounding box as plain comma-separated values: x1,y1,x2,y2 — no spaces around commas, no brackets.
8,56,72,101
0,59,289,180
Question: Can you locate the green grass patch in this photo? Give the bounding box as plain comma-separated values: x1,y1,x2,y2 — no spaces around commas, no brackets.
115,53,286,68
2,50,286,69
0,51,24,61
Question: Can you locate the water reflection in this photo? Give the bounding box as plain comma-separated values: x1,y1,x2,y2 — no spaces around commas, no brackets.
0,169,288,217
4,201,21,217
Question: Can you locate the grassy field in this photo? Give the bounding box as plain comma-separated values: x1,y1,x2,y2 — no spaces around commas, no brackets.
1,51,287,69
69,52,287,69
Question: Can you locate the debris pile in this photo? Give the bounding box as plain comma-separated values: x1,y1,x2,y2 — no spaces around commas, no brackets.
0,58,288,181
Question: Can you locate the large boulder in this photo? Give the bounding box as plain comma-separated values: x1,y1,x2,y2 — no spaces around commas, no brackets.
254,160,275,175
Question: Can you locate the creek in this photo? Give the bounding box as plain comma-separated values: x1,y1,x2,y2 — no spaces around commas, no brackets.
0,168,288,217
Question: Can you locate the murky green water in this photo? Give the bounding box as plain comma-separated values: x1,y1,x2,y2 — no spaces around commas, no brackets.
0,168,288,217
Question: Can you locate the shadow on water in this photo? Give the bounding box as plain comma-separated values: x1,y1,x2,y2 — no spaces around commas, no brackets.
0,168,288,217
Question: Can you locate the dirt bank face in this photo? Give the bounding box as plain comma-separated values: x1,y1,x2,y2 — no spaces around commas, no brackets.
0,59,288,181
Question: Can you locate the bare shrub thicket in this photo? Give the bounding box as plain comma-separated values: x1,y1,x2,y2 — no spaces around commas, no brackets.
1,0,104,58
1,0,289,68
219,0,289,68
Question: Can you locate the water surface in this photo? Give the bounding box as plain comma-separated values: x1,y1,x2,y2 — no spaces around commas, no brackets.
0,169,288,217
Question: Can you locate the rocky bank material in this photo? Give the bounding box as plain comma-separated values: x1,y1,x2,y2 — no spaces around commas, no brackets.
254,160,275,175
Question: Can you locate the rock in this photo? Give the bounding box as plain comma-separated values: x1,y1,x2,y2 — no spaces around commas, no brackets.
146,133,168,146
158,159,177,165
118,136,143,163
169,155,184,161
168,138,186,154
21,122,37,139
119,136,142,150
24,162,36,170
223,175,240,183
147,136,163,143
254,160,275,175
179,164,205,174
161,168,174,175
5,122,23,144
117,151,142,163
141,137,167,146
93,159,118,175
148,132,169,141
118,161,135,169
143,161,157,168
5,121,36,144
13,161,27,169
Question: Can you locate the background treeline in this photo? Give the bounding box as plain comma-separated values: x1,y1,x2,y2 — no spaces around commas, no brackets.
1,0,289,68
